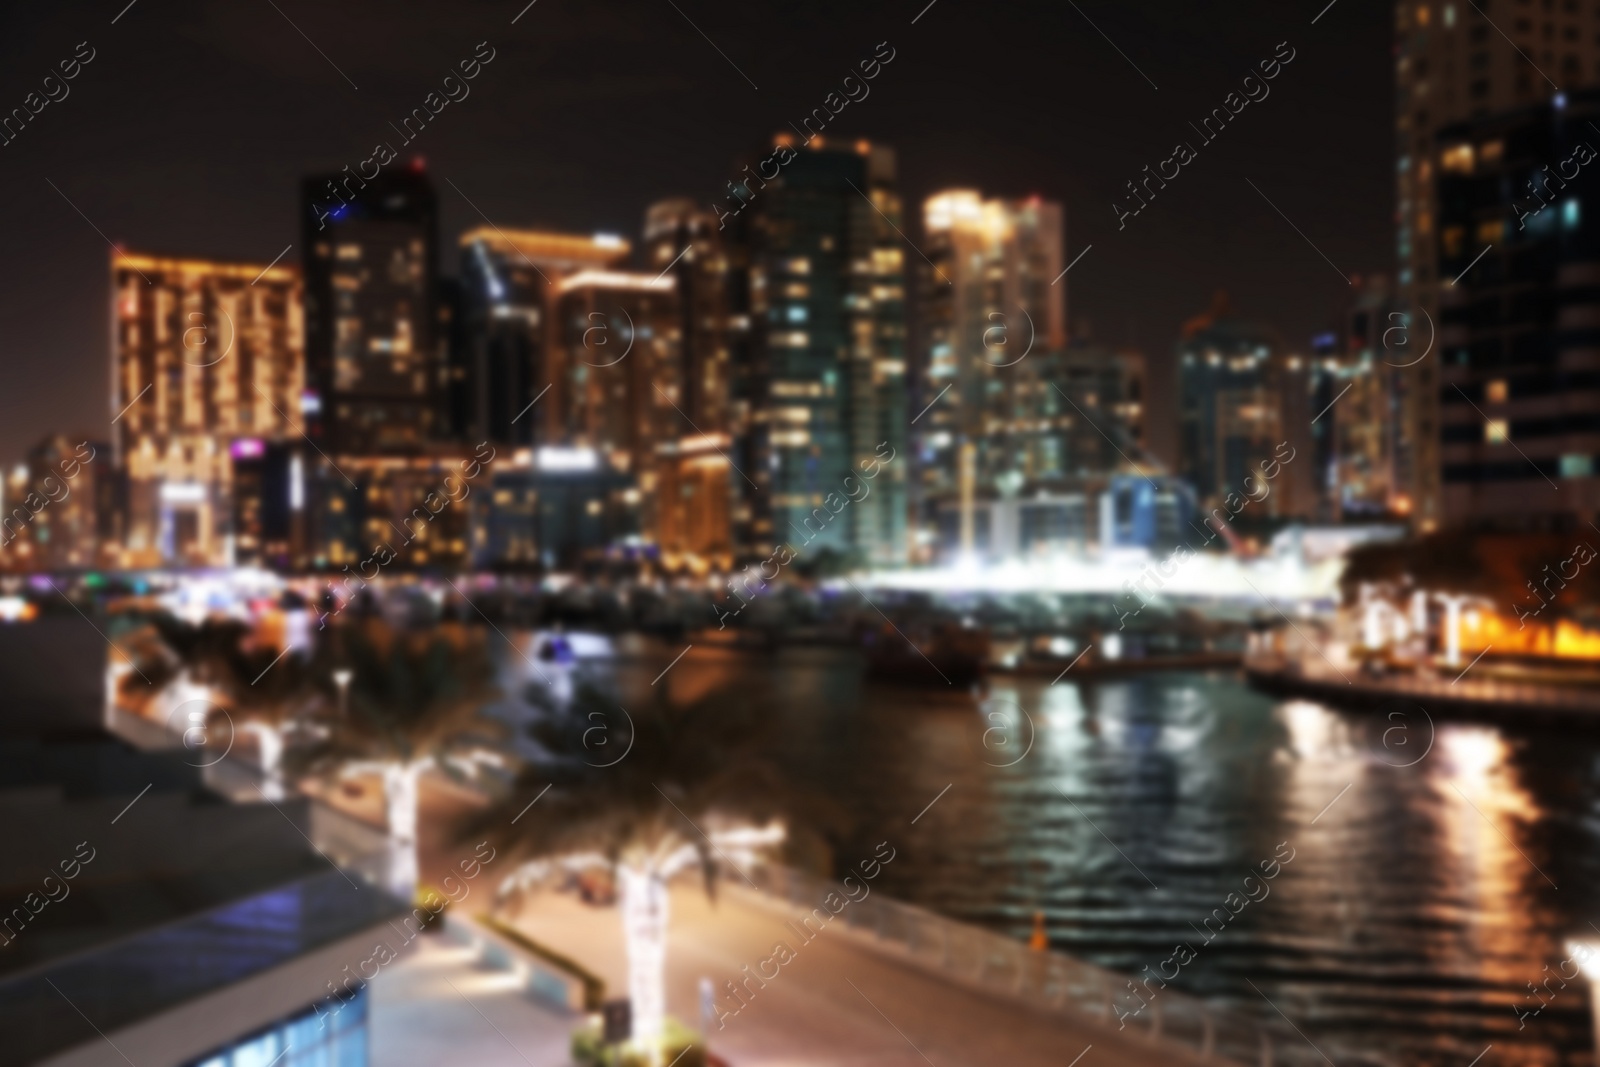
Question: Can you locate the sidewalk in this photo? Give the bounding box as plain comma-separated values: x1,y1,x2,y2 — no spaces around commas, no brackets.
370,933,580,1067
504,880,1201,1067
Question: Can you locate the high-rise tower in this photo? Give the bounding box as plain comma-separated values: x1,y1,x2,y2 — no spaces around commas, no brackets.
300,163,438,454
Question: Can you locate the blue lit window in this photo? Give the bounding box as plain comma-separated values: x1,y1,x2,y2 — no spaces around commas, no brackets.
1564,199,1581,229
182,987,368,1067
1561,454,1594,478
786,305,807,323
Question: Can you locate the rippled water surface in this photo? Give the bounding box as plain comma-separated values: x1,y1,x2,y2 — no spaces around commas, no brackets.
576,640,1600,1066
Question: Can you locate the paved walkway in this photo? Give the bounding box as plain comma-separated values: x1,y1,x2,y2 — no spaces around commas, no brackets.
370,932,579,1067
503,881,1199,1067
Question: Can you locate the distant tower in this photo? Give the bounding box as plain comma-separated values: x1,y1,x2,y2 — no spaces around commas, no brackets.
299,162,438,454
110,251,303,567
456,227,629,447
1176,291,1312,518
733,136,909,566
643,199,740,566
917,190,1066,549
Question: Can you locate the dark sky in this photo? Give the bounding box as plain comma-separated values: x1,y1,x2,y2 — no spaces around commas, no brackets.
0,0,1392,465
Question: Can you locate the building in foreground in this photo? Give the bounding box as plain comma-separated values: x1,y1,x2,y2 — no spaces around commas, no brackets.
0,619,406,1067
1435,89,1600,529
1394,0,1600,527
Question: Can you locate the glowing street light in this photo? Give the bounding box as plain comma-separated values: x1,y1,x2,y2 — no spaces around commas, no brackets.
332,668,353,716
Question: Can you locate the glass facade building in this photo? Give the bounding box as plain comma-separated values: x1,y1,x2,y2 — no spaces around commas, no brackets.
185,987,368,1067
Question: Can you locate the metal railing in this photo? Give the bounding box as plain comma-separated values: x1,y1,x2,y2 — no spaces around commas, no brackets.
741,864,1369,1067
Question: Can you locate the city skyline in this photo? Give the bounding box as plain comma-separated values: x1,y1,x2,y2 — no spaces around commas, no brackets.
0,0,1392,467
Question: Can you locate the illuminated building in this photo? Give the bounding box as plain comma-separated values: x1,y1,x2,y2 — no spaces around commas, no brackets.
471,446,641,570
1395,0,1600,526
927,342,1160,560
1434,90,1600,529
4,434,113,570
735,136,909,565
917,190,1067,549
457,227,629,447
654,434,734,566
643,199,738,435
229,440,302,569
1176,291,1315,519
111,252,304,567
643,199,742,565
1321,275,1410,519
301,448,485,571
300,164,438,454
555,269,681,544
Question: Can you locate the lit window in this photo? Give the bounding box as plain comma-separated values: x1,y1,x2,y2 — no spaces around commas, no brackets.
1561,453,1594,478
1564,198,1581,228
1486,418,1509,443
1418,4,1431,24
1444,2,1456,25
1440,143,1475,173
1486,379,1508,402
1480,139,1504,162
1476,219,1505,244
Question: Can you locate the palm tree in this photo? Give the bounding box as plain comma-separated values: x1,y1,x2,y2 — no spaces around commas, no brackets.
200,635,326,798
473,680,791,1054
285,618,503,897
108,613,249,745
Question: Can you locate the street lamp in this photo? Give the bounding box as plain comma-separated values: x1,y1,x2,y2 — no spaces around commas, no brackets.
332,668,353,716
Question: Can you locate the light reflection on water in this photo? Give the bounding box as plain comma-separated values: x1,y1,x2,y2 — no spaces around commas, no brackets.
539,638,1600,1066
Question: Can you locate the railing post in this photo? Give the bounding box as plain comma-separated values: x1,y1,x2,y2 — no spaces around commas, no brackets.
1259,1029,1272,1067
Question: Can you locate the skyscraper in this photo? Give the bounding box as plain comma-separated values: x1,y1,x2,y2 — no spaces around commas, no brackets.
735,136,909,566
1395,0,1600,526
1434,89,1600,528
1324,274,1409,518
457,227,629,447
110,252,303,567
643,198,743,566
1176,292,1313,519
554,269,682,521
916,189,1066,554
300,163,438,454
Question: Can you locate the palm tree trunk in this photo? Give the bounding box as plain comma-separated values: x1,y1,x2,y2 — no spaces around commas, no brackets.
618,864,668,1048
246,724,285,799
383,761,422,899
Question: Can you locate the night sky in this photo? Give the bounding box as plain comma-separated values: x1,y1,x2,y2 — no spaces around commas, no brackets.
0,0,1392,465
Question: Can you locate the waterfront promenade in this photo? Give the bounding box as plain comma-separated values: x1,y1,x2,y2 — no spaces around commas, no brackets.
503,879,1203,1067
1246,651,1600,719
